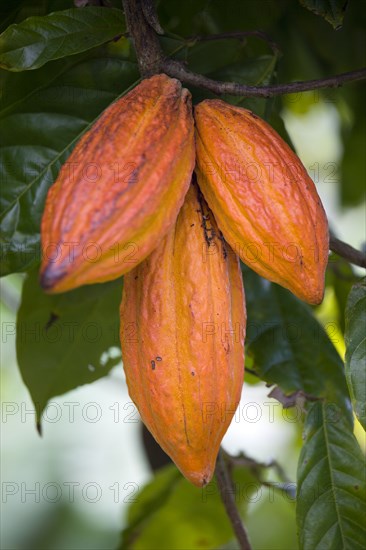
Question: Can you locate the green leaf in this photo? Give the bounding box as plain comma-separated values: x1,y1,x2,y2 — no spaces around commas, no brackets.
0,53,139,276
326,255,356,333
242,266,350,412
16,269,122,422
0,7,126,71
208,55,278,116
297,401,366,549
344,280,366,430
298,0,349,29
121,464,257,549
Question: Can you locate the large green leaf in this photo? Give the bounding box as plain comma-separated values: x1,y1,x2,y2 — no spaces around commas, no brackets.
344,280,366,430
121,464,257,549
243,266,350,411
0,53,139,276
298,0,349,29
0,7,126,71
297,401,366,549
16,269,122,422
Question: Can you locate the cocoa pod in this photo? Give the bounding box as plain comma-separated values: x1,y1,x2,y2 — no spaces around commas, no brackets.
120,181,246,486
40,74,195,293
194,99,329,304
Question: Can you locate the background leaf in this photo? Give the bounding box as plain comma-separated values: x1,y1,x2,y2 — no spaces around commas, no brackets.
16,269,122,422
344,280,366,430
0,51,139,276
121,464,258,549
0,7,126,71
297,401,366,549
298,0,349,29
242,265,350,411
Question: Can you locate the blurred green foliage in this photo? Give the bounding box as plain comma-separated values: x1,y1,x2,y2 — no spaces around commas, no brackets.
0,0,365,549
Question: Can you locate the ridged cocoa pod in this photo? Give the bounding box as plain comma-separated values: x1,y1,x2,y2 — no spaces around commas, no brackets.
195,100,329,304
120,182,246,486
40,74,195,293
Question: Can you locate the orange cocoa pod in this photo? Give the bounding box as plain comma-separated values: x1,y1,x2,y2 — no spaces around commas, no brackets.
40,74,195,293
194,99,329,305
120,181,246,486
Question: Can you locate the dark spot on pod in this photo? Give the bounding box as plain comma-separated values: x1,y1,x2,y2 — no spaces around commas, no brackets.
190,223,195,227
134,275,138,280
156,356,162,361
191,371,195,376
151,360,156,370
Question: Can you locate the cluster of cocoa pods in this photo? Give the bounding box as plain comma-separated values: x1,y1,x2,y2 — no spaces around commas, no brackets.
40,74,329,487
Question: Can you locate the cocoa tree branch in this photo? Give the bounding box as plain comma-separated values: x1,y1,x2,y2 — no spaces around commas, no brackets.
122,0,163,76
215,450,252,550
163,59,366,97
329,233,366,268
122,0,366,97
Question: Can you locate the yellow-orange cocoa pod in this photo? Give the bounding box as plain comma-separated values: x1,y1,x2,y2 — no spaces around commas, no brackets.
120,182,246,487
194,99,329,305
40,74,195,293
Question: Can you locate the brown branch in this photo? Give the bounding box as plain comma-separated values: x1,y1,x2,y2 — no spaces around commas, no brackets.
164,59,366,97
215,450,252,550
330,233,366,268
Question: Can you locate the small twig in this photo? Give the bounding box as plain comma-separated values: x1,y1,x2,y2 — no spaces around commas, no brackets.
244,366,260,378
226,452,291,484
268,387,322,410
329,233,366,268
215,450,252,550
